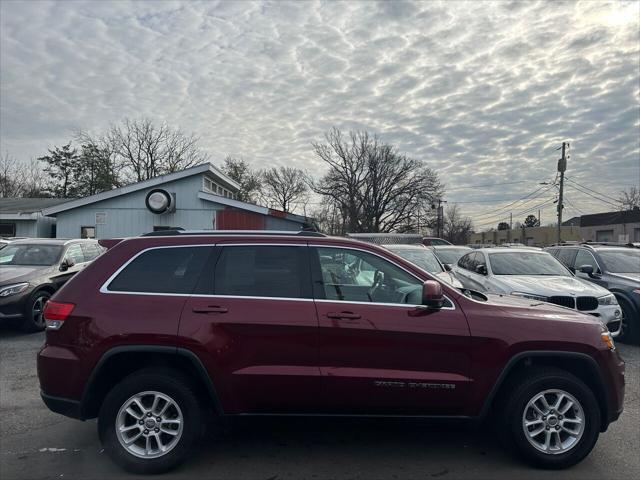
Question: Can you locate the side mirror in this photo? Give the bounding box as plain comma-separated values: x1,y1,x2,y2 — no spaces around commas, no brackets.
475,264,488,275
578,264,594,275
443,263,452,272
422,280,444,309
59,259,74,272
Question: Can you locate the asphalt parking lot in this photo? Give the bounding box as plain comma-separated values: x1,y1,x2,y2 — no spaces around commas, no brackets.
1,327,638,480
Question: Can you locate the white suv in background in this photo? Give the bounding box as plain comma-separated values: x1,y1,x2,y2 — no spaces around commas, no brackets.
453,247,622,336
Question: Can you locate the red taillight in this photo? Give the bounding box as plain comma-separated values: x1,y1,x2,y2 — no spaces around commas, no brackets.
43,301,75,330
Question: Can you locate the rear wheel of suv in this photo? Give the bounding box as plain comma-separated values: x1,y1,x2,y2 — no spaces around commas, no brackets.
501,367,600,469
21,290,50,332
98,368,202,474
617,297,639,344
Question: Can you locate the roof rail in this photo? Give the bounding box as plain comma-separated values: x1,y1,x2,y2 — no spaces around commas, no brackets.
140,229,326,237
580,241,639,248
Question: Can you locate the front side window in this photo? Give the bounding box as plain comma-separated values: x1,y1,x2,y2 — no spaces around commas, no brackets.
64,244,86,264
214,245,310,298
315,247,422,304
557,248,577,268
107,246,212,294
81,243,103,261
457,252,474,270
575,250,599,272
488,252,571,276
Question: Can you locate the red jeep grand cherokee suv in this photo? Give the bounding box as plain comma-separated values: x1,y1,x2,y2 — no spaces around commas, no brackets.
37,231,625,473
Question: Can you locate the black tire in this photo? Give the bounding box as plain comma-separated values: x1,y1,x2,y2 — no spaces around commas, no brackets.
617,296,639,344
98,368,202,474
21,290,50,333
500,367,601,469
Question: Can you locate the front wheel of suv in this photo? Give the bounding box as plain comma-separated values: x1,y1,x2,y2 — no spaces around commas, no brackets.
617,297,639,344
98,368,203,474
501,367,601,469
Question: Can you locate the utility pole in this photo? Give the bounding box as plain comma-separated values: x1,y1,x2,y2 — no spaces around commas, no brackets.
538,209,541,227
434,199,446,238
557,142,568,243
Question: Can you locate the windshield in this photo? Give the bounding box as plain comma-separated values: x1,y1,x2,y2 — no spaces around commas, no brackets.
387,247,443,274
489,252,571,276
598,249,640,273
435,248,472,265
0,244,62,266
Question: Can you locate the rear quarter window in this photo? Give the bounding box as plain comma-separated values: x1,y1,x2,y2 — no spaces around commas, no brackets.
107,246,212,294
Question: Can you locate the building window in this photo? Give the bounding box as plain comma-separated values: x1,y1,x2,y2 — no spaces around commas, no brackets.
0,223,16,237
634,228,640,242
595,230,614,242
80,226,96,239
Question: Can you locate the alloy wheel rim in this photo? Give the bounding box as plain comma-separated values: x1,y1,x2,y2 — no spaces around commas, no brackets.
522,389,585,455
115,391,184,459
32,296,46,328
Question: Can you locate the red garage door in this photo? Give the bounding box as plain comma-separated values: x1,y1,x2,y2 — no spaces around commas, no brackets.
216,209,265,230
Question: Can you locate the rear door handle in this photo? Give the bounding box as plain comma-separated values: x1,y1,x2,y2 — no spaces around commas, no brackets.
192,306,228,314
326,311,361,320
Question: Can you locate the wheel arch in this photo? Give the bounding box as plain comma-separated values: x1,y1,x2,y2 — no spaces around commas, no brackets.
480,351,610,431
80,345,223,420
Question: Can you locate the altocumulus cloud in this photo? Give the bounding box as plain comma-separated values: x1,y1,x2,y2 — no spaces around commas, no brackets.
1,0,638,222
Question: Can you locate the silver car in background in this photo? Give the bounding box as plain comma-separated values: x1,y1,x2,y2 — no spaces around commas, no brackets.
453,247,622,335
384,244,463,288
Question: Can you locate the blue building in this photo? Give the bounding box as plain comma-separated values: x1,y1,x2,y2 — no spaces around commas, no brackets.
36,163,311,239
0,198,69,238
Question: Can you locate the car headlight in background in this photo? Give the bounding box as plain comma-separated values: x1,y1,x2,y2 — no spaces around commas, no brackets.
598,293,618,305
0,282,30,297
510,291,548,302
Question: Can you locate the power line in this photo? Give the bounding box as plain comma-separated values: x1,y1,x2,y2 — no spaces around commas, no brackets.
473,197,557,228
447,180,533,191
470,182,557,221
564,183,619,208
565,177,620,203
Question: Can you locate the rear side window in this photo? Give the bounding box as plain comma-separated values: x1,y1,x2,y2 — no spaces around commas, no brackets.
214,245,310,299
107,246,212,294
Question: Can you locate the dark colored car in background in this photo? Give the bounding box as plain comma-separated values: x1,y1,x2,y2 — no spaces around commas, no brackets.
547,243,640,343
38,231,624,473
0,238,104,332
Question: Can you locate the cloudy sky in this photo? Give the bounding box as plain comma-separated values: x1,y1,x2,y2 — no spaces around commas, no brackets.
1,0,639,226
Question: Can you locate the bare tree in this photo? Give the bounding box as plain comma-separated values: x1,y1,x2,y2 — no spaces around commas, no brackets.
90,118,208,183
619,186,640,210
261,166,308,213
221,156,262,203
0,153,48,198
311,128,443,233
443,204,473,245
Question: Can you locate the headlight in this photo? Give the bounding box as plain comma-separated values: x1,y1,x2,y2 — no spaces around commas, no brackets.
510,291,548,302
598,293,618,305
0,282,30,297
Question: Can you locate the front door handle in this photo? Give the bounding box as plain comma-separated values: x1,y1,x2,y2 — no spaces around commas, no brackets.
192,306,228,314
326,311,361,320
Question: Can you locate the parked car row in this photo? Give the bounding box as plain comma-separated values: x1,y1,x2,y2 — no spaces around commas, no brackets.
0,238,104,331
351,235,638,344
